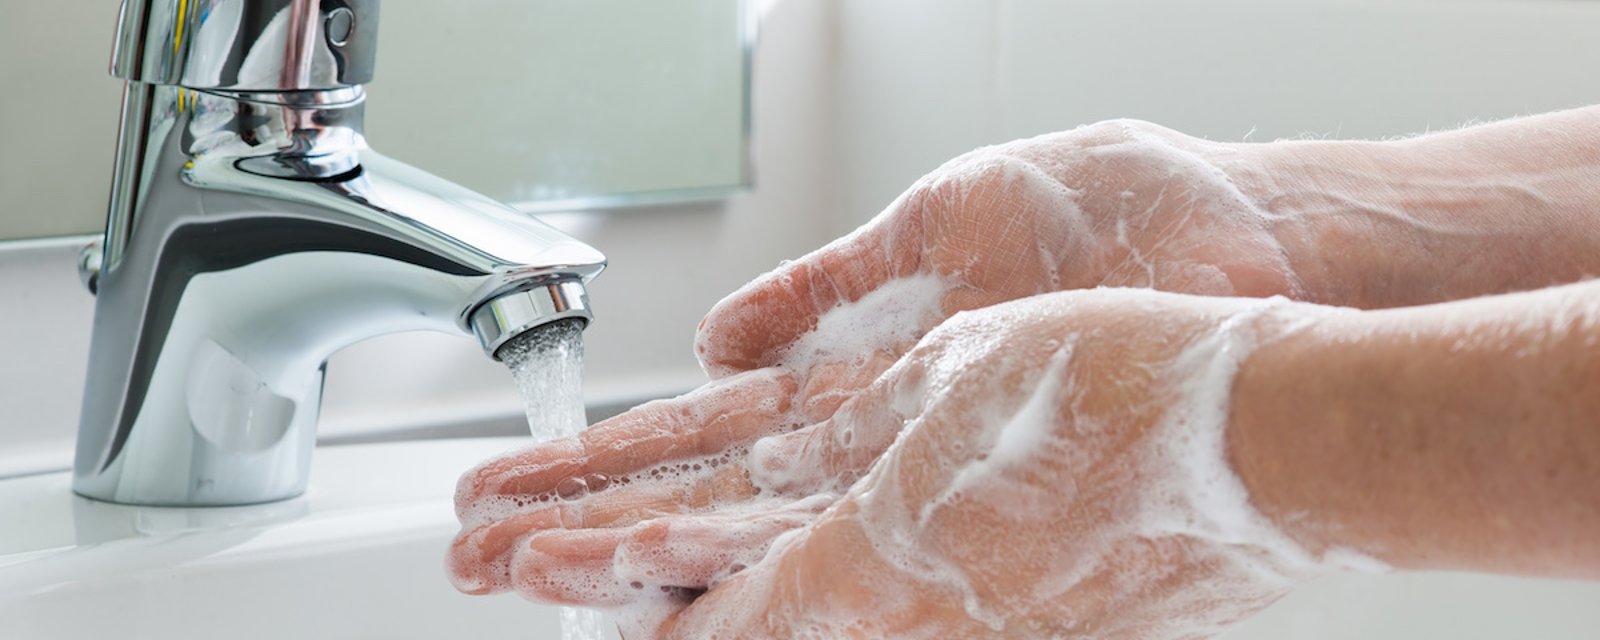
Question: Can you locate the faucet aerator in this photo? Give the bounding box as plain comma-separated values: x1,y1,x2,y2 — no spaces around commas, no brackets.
470,280,595,361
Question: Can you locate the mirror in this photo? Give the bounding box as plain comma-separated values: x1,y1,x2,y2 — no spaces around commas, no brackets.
0,0,751,242
365,0,752,211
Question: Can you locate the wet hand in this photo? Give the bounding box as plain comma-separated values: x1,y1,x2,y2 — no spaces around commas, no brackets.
697,118,1306,396
452,119,1323,631
451,289,1357,638
657,290,1361,638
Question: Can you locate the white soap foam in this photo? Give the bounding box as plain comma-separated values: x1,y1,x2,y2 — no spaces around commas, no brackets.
463,120,1417,634
692,292,1387,636
778,272,950,377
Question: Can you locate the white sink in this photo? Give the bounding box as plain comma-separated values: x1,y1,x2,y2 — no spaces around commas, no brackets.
2,437,1595,639
1223,571,1600,639
0,437,611,640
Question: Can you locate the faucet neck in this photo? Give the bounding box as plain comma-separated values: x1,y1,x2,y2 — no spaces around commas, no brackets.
113,0,379,92
76,4,607,507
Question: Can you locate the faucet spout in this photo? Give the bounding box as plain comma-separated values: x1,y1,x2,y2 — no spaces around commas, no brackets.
76,1,604,506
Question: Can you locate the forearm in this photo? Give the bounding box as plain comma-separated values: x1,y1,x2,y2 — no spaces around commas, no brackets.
1229,279,1600,577
1231,105,1600,309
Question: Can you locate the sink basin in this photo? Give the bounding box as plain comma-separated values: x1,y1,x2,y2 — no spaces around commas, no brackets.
1222,571,1600,639
2,437,1595,639
0,437,614,640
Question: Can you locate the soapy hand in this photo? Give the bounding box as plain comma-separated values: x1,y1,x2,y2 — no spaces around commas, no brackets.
471,289,1361,638
445,109,1600,637
653,290,1352,638
448,120,1319,628
697,119,1304,410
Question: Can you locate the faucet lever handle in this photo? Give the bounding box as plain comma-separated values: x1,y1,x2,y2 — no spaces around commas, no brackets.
112,0,379,91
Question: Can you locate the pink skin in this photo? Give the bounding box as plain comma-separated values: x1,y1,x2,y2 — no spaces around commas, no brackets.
451,119,1311,603
654,291,1346,638
448,109,1600,638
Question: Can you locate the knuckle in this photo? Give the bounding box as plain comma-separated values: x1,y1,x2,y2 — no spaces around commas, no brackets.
1080,117,1165,141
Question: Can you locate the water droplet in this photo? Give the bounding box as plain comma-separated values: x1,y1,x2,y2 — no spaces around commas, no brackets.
555,476,588,500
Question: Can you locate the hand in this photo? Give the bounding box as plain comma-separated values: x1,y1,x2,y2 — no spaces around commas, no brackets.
656,290,1365,638
661,290,1355,637
449,119,1330,616
449,120,1312,602
698,118,1307,392
448,111,1600,636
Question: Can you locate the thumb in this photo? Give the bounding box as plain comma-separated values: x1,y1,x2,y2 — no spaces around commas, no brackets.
694,197,928,378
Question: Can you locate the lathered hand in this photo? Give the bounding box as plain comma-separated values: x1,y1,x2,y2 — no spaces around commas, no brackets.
459,290,1374,638
698,119,1308,397
448,109,1600,637
652,290,1371,638
448,119,1317,610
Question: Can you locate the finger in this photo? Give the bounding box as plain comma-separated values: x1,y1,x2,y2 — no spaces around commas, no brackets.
456,368,798,519
613,497,830,589
448,504,579,595
502,497,828,608
794,350,899,423
509,528,636,607
694,198,926,378
449,464,761,594
748,360,926,494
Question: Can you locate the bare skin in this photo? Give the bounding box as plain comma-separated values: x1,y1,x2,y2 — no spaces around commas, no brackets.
449,107,1600,638
659,281,1600,637
1231,280,1600,578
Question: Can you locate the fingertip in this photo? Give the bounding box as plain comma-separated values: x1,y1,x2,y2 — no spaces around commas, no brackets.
613,520,679,584
447,518,534,597
445,529,499,595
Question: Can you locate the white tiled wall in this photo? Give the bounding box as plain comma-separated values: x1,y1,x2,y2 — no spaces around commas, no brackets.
830,0,1600,234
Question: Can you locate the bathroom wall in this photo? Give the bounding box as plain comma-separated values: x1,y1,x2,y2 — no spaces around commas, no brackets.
0,3,123,240
828,0,1600,234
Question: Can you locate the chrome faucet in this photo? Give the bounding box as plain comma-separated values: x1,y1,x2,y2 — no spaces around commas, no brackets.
74,0,605,506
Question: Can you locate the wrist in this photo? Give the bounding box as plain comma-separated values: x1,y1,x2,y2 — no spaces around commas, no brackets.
1227,284,1600,577
1224,137,1498,309
1223,306,1352,558
1220,112,1600,309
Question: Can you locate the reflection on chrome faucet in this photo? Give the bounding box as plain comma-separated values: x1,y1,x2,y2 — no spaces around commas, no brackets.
75,0,605,506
